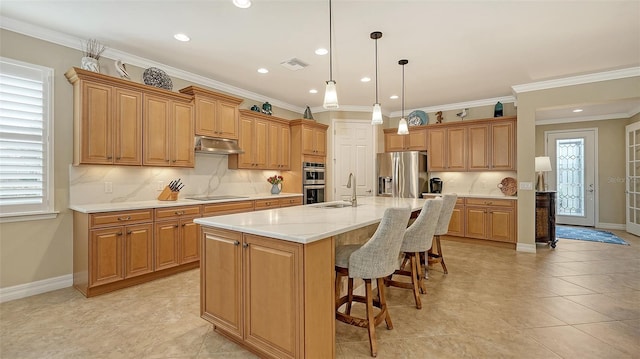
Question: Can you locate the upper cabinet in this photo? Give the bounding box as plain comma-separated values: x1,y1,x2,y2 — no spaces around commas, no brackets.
296,120,328,157
179,86,243,140
228,110,290,170
383,127,427,152
427,126,467,171
66,67,194,168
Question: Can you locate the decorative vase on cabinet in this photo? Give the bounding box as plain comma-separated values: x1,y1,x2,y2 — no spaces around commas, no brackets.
271,183,282,195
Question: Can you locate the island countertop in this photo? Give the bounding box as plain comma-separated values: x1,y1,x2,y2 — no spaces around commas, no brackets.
194,196,426,244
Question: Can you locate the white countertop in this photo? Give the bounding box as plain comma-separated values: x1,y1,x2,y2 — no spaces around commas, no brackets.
70,193,303,213
195,196,426,244
422,193,517,200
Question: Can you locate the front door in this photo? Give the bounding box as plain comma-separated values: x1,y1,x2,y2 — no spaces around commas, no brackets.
333,120,375,202
625,122,640,236
546,129,597,226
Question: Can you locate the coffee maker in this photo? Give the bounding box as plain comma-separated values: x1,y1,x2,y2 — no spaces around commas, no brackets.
429,178,443,193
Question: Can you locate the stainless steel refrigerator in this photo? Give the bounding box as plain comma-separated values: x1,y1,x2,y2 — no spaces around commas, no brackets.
376,151,429,198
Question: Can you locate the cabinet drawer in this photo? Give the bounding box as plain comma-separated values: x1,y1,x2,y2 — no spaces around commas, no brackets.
280,196,302,207
254,198,281,210
155,206,201,219
90,209,153,227
202,200,255,216
465,198,514,207
422,194,464,206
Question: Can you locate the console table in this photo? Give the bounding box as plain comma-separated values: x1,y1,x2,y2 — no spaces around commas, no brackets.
535,191,557,248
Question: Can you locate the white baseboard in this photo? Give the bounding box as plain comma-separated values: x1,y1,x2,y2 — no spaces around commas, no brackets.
596,222,625,231
0,274,73,303
516,243,537,253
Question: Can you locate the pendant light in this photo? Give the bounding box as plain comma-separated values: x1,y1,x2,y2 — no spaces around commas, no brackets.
370,31,383,125
397,59,409,135
323,0,339,109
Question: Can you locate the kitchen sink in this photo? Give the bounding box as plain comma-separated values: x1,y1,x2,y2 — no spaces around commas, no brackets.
315,201,357,208
186,195,249,201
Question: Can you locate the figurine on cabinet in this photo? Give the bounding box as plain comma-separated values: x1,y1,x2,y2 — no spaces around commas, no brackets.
435,111,443,123
261,101,272,115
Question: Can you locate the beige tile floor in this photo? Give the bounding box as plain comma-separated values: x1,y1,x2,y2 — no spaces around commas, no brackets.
1,229,638,358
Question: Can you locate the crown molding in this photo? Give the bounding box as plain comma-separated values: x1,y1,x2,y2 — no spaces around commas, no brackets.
512,67,640,94
536,112,632,126
388,95,516,118
0,16,304,114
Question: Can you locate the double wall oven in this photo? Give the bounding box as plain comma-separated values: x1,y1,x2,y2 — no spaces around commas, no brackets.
302,162,325,204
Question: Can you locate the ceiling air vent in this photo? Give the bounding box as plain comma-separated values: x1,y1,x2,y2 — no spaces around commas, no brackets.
280,58,309,71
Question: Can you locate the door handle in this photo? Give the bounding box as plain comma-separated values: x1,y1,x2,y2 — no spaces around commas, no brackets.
588,184,594,193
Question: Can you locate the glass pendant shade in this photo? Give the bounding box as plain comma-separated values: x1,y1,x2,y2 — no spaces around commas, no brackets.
371,103,383,125
397,117,409,135
323,80,339,109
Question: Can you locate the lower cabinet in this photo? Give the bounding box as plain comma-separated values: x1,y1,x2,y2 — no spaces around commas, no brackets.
465,198,516,243
154,205,202,270
201,227,334,359
446,202,466,237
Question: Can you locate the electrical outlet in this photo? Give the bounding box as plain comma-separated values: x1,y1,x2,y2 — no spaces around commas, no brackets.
519,182,533,190
104,182,113,193
156,181,164,191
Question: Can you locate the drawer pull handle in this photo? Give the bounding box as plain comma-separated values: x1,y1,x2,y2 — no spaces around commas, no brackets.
175,211,184,215
117,216,131,221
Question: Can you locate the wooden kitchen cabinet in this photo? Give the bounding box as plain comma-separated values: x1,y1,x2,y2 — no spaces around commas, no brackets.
268,119,291,170
299,121,327,156
154,205,202,270
143,93,194,167
179,86,243,139
66,68,143,165
228,111,269,169
464,198,516,243
383,127,427,152
467,119,516,171
201,228,306,359
427,126,467,171
254,198,282,211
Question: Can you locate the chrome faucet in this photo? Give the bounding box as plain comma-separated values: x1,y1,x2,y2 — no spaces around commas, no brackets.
346,173,357,207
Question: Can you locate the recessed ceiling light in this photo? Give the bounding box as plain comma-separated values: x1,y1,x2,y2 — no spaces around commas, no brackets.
315,48,328,55
257,68,269,74
309,89,318,94
573,109,583,113
361,77,371,83
233,0,251,8
390,95,399,100
173,33,190,42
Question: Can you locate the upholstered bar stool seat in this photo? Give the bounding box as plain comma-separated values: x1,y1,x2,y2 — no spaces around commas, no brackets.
384,198,442,309
335,207,411,357
426,193,458,274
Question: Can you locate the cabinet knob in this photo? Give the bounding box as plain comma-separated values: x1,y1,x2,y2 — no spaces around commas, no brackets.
172,160,176,163
175,211,184,215
107,155,113,160
233,240,240,246
174,224,179,228
117,216,131,221
116,156,121,160
127,230,132,234
117,232,123,236
242,243,249,248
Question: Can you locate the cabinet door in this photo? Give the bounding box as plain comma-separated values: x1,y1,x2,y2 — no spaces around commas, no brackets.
427,128,446,170
154,220,180,270
268,122,281,169
447,205,465,237
281,125,291,169
488,208,515,243
172,100,194,167
114,88,143,165
447,127,467,170
180,218,200,264
253,118,269,169
385,132,406,152
143,95,171,166
202,228,243,340
124,223,153,278
465,207,488,239
194,96,217,137
467,125,489,170
217,101,239,139
314,128,327,156
81,81,112,164
491,121,515,170
244,234,302,359
407,128,427,151
236,116,255,168
90,227,124,287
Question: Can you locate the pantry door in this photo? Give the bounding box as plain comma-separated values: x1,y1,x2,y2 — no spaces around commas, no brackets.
333,120,375,201
625,122,640,236
546,129,597,226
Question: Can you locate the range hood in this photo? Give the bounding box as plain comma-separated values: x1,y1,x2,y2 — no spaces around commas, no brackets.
194,136,244,155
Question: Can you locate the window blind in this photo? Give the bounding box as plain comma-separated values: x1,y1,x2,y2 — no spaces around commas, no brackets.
0,58,53,216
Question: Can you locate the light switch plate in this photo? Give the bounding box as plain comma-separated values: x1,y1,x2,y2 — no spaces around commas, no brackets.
519,182,533,190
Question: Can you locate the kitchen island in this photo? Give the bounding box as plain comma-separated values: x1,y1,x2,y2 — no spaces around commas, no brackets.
194,196,426,359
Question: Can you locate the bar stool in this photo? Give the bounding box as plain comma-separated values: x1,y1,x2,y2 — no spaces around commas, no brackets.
384,198,442,309
427,193,458,274
335,207,411,357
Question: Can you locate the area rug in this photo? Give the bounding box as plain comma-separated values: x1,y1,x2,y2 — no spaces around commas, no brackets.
556,225,629,245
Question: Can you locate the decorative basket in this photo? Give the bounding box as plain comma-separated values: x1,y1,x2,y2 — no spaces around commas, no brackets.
498,177,517,196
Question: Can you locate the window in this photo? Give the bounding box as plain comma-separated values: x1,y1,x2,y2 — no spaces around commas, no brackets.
0,57,54,219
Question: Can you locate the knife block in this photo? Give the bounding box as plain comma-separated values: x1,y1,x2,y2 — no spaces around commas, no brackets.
157,186,178,201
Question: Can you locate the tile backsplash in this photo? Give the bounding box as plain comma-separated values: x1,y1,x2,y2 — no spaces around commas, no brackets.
69,154,282,205
428,171,518,197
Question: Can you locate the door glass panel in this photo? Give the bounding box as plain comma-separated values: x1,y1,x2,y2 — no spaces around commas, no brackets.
556,138,585,217
635,130,640,144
